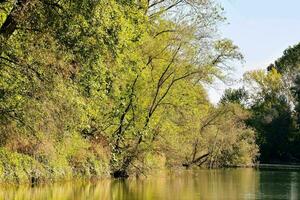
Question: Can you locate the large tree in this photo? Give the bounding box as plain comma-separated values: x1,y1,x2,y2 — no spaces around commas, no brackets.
0,0,258,182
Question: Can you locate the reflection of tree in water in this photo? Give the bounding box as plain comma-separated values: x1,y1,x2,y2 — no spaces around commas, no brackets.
0,169,299,200
110,179,134,200
108,169,260,200
258,169,300,200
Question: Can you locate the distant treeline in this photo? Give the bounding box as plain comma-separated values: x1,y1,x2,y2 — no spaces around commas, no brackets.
0,0,258,183
221,42,300,164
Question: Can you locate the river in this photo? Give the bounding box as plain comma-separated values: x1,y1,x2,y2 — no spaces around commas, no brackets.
1,168,299,199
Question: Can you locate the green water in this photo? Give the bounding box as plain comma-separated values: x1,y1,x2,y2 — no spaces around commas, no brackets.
1,168,300,200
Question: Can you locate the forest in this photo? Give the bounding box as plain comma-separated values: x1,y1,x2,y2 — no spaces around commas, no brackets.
222,43,300,164
0,0,297,183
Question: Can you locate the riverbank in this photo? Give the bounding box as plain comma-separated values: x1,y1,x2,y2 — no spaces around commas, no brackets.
0,148,110,184
3,159,300,185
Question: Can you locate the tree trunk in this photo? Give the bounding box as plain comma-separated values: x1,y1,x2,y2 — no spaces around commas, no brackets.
0,0,34,39
182,153,209,168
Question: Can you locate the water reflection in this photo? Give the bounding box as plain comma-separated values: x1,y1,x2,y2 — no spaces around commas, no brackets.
0,168,299,200
257,169,300,200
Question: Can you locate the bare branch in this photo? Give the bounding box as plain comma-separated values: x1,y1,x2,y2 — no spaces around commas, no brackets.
149,0,184,18
154,29,176,38
148,44,182,117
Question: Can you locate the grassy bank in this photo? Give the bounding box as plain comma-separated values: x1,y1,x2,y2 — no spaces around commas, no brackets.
0,147,109,184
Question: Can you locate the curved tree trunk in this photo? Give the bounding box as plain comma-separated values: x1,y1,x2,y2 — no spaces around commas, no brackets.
182,153,209,168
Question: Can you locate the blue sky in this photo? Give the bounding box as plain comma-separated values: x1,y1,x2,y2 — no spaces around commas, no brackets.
208,0,300,103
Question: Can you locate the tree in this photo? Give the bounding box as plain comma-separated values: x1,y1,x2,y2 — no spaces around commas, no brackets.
162,102,258,169
106,0,243,177
220,88,248,107
0,0,254,182
242,69,295,163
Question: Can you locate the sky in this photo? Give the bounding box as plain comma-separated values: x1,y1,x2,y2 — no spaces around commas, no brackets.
208,0,300,104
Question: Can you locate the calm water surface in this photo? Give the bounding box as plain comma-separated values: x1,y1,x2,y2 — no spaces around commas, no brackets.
1,168,300,200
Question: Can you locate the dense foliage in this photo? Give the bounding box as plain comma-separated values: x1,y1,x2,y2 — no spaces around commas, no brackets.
0,0,258,182
222,42,300,164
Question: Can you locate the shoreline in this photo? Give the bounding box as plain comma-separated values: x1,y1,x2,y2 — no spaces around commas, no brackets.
3,164,300,185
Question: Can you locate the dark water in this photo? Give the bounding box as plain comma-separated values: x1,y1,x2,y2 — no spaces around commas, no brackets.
1,168,300,200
